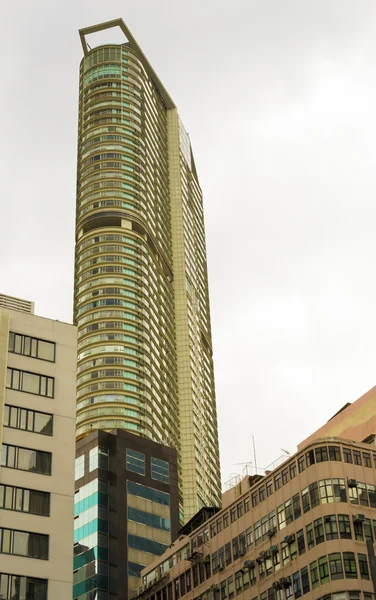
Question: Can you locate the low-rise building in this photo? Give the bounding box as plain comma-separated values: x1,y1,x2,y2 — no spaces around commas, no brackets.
134,437,376,600
74,428,180,599
0,295,77,599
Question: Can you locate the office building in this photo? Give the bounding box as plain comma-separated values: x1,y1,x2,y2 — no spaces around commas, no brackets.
74,18,221,520
0,296,77,599
74,428,179,599
134,436,376,600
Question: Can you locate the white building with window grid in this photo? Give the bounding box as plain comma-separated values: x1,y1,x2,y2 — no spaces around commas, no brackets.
0,295,77,600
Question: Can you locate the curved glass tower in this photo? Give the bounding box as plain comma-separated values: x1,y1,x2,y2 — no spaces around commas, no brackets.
74,19,221,519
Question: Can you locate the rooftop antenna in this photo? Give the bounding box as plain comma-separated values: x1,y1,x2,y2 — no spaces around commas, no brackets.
281,448,290,455
252,435,258,474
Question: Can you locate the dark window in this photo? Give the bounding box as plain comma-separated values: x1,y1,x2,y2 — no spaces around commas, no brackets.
3,405,53,436
297,529,305,555
324,515,338,540
302,487,310,513
301,566,310,594
281,469,289,485
225,543,231,565
210,523,216,538
237,502,243,518
0,573,47,600
343,552,357,578
246,526,253,548
285,499,293,525
314,518,324,544
244,497,250,512
333,478,347,502
292,571,301,599
306,450,315,466
128,534,167,555
293,493,301,519
353,451,362,466
274,474,282,490
127,481,170,506
0,528,48,559
363,518,374,541
315,446,328,462
266,480,273,497
232,537,239,560
220,580,226,600
309,482,319,508
0,484,49,516
1,444,51,475
6,368,54,398
230,508,236,523
343,448,352,463
126,449,145,475
223,513,229,528
289,462,297,479
329,446,341,461
8,332,55,362
358,553,369,580
338,514,351,539
368,484,376,508
306,524,314,550
354,520,364,541
259,487,266,502
363,452,371,467
358,482,368,506
251,492,258,508
298,456,305,472
329,553,343,580
217,519,223,533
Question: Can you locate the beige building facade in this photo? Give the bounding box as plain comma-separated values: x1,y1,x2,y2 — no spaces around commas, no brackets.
74,19,221,521
0,298,77,599
135,437,376,600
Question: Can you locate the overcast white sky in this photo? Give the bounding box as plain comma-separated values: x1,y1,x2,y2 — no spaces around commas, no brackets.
1,0,376,486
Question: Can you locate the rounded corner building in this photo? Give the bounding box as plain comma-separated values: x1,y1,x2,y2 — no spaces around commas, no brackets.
74,19,221,521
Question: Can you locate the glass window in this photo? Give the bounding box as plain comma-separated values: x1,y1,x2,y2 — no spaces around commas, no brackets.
6,368,54,398
329,553,343,580
309,482,319,507
244,496,250,512
0,574,47,600
363,452,371,467
128,506,170,531
126,449,145,475
230,507,236,522
293,493,301,519
301,566,309,594
281,469,289,485
0,528,48,559
306,450,315,466
306,523,314,550
127,481,170,506
89,447,108,471
292,572,301,599
343,448,352,463
358,553,369,580
338,514,351,539
151,457,169,484
128,533,167,556
274,474,282,490
343,552,357,578
297,529,305,555
266,480,273,497
329,445,341,461
318,556,329,584
2,445,51,475
315,446,328,462
0,484,49,516
8,331,55,362
4,405,53,436
314,518,324,544
353,451,362,466
289,462,296,479
310,561,319,589
324,515,338,540
302,488,310,513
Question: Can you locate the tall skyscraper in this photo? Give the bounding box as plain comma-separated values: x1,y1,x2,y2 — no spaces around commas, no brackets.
74,19,221,520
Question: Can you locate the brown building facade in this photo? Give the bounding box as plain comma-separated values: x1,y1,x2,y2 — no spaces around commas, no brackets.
134,438,376,600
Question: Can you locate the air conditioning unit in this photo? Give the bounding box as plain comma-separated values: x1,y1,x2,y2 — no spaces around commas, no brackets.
256,556,263,564
270,545,278,553
273,582,281,590
284,534,295,544
279,577,291,586
239,549,246,557
204,555,211,563
218,564,224,571
353,513,365,523
348,479,357,488
211,584,219,591
267,526,277,537
262,550,271,559
244,560,255,569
